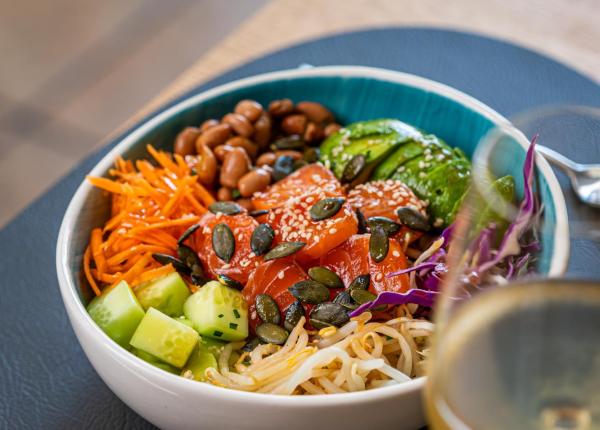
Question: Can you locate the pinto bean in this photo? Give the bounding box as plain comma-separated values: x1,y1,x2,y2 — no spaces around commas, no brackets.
324,123,342,137
268,98,294,117
217,187,233,201
236,198,254,211
222,113,254,137
256,152,277,167
303,122,324,143
213,144,234,162
225,136,258,159
274,150,303,160
253,112,272,149
296,101,334,124
234,99,263,123
196,144,217,186
220,147,250,188
196,123,231,149
281,114,307,135
238,168,271,197
174,127,200,156
200,119,219,132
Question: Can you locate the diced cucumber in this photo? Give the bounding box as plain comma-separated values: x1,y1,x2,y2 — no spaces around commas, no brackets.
87,280,145,348
183,281,248,341
132,347,178,374
135,272,190,317
182,337,221,382
176,316,196,328
130,308,198,368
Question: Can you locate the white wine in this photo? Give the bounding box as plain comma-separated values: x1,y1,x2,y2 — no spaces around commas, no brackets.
426,280,600,430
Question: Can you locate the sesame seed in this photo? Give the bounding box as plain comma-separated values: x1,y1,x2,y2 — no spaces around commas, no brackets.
392,250,400,258
375,273,383,282
277,271,285,279
329,228,337,234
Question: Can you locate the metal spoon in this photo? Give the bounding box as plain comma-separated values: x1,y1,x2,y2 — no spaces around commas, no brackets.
537,145,600,208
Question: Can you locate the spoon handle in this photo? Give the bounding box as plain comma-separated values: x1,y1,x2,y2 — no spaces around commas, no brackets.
536,145,583,173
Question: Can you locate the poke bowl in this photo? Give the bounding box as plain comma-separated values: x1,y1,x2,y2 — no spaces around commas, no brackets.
56,66,568,430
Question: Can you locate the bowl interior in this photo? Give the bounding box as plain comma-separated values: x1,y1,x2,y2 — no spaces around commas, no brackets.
66,69,560,304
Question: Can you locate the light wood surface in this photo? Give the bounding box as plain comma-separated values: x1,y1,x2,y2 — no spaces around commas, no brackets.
139,0,599,120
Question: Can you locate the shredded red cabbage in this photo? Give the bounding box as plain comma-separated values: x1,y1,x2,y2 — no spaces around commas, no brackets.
351,138,541,316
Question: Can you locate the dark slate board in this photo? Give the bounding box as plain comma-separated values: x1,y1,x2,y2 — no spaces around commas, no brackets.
1,28,599,429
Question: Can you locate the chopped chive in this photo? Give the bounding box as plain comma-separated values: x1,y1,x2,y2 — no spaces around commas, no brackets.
218,313,224,318
233,309,240,319
213,330,223,337
229,323,238,330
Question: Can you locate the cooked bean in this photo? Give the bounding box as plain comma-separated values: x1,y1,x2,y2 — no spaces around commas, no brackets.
281,114,307,135
236,198,254,211
234,99,263,123
213,144,234,162
200,119,219,132
268,98,294,117
220,147,250,188
274,150,303,160
225,136,258,159
296,101,334,124
238,168,271,197
196,123,231,149
253,113,272,148
196,144,217,185
217,187,233,201
303,122,324,143
222,113,254,137
324,123,342,137
174,127,200,156
256,152,276,166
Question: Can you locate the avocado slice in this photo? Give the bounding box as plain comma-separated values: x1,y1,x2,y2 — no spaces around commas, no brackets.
320,119,422,179
474,175,516,241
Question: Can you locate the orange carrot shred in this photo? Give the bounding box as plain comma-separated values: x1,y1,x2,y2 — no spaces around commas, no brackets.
83,246,101,296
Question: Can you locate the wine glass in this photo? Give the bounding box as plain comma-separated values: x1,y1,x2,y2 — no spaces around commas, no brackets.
424,106,600,430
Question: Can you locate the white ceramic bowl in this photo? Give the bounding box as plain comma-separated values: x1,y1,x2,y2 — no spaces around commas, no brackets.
57,66,568,430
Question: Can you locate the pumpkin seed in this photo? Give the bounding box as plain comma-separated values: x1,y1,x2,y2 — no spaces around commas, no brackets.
272,135,305,151
212,223,235,262
256,323,288,345
369,225,389,263
303,147,319,163
367,216,401,235
241,337,260,352
151,253,190,274
208,201,243,215
272,155,295,181
191,273,208,286
356,209,368,234
250,223,275,256
284,301,304,332
177,223,200,245
332,291,357,310
177,245,200,269
349,289,385,311
309,303,350,329
309,197,345,221
347,274,370,292
308,266,343,289
288,280,330,304
349,288,377,305
255,294,281,324
396,207,431,232
264,241,305,261
217,274,243,291
249,209,269,218
341,154,366,183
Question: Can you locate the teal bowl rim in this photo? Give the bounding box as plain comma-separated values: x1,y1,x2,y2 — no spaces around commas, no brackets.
56,66,569,406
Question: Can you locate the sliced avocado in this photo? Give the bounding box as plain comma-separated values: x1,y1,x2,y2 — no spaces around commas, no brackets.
474,175,516,240
320,119,422,178
135,271,191,317
129,308,199,368
87,280,145,348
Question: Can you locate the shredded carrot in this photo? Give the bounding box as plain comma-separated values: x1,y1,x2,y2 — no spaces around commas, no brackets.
83,246,101,296
84,144,211,294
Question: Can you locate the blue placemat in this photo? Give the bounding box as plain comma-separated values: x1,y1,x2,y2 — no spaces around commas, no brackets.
1,28,599,429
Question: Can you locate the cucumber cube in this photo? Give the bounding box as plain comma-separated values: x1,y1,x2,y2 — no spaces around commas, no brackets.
182,338,220,382
132,348,178,374
183,281,248,341
135,272,190,317
87,280,145,348
130,308,198,368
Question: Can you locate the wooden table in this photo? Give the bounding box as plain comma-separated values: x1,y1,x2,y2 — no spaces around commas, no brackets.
124,0,600,131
